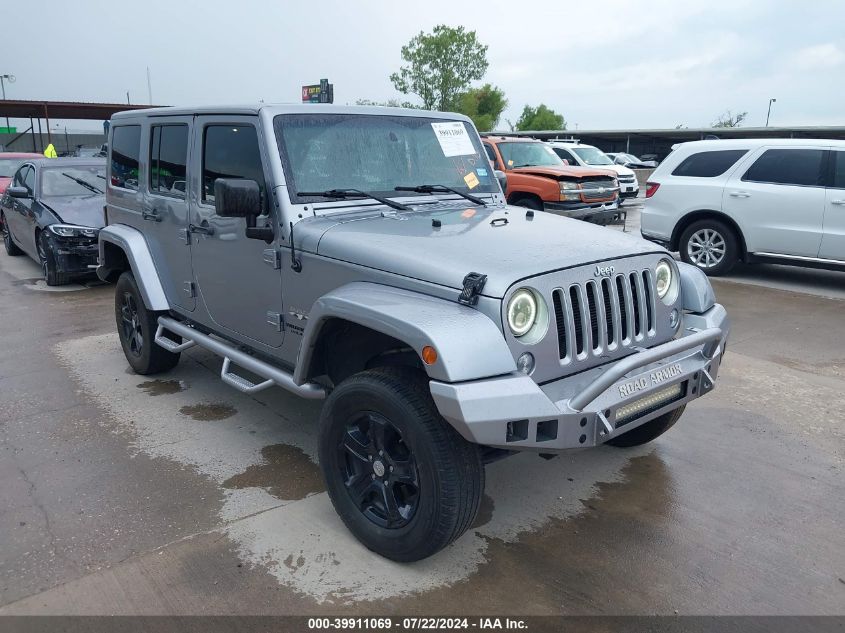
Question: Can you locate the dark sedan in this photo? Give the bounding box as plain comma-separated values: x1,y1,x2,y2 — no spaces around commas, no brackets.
1,158,105,285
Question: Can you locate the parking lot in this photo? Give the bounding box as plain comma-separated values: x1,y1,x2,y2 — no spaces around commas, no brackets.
1,207,842,616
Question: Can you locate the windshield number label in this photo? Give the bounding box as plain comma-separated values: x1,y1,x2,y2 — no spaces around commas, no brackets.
431,122,476,157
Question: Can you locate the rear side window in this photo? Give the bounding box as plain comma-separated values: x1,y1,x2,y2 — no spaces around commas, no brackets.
483,143,497,163
149,124,188,197
202,124,265,205
110,125,141,190
830,151,845,189
742,149,826,187
671,149,748,177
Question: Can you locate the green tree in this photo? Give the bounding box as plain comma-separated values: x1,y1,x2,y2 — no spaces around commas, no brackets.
712,110,747,128
355,98,420,109
515,104,566,131
390,25,489,111
453,84,507,131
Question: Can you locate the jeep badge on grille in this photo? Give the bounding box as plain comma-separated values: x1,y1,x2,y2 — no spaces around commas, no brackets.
594,264,615,277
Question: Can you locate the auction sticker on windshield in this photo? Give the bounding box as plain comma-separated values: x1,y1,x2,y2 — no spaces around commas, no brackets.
431,121,476,157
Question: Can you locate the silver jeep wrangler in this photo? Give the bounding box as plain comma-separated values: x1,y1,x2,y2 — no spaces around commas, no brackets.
97,105,729,561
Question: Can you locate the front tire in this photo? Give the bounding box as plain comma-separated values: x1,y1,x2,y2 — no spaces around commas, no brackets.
37,232,70,286
318,367,484,562
115,271,181,375
606,405,685,447
2,213,23,256
679,219,738,276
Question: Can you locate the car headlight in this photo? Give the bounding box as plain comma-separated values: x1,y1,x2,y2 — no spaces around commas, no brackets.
507,289,538,337
48,224,99,238
655,258,679,304
559,180,580,201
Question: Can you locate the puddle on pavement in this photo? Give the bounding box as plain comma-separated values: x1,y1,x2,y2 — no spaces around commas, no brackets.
137,379,187,396
223,444,325,500
180,402,237,421
472,494,495,529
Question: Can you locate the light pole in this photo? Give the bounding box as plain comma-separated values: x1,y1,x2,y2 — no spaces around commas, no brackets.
766,98,777,127
1,73,15,133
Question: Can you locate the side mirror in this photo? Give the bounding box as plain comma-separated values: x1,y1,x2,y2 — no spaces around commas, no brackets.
214,178,261,217
8,186,29,199
213,178,274,242
494,170,507,192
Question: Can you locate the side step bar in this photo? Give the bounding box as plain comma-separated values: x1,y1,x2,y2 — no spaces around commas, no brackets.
154,316,326,401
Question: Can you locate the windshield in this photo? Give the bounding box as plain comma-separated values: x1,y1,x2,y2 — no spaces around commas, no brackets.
497,142,563,169
622,153,640,162
0,158,26,178
572,146,613,166
274,114,498,204
41,165,106,197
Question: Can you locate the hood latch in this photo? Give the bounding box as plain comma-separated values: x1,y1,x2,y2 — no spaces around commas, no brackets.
458,272,487,306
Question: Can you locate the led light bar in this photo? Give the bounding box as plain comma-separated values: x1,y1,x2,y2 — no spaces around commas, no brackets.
615,382,683,424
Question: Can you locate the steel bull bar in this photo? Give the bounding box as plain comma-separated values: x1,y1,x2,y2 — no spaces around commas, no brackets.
430,319,727,452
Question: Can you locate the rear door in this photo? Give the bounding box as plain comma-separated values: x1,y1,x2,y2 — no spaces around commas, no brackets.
819,149,845,261
143,118,195,311
188,115,284,348
722,147,827,257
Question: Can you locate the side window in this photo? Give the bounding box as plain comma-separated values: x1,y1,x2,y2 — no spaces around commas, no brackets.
671,150,748,177
23,166,35,192
554,148,575,164
830,151,845,189
742,149,826,187
149,124,189,197
483,143,497,164
110,125,141,190
202,124,265,206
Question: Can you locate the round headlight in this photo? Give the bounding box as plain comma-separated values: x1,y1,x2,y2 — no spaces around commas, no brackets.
507,289,537,337
655,259,674,301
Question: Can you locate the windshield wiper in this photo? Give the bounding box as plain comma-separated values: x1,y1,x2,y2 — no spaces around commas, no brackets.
62,172,103,194
297,188,409,211
394,184,486,206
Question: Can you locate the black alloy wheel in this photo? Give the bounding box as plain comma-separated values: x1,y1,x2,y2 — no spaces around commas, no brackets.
338,411,420,529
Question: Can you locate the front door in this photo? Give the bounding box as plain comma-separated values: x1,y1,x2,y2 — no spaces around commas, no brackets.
819,149,845,261
188,115,284,348
722,147,827,257
7,164,38,258
142,118,195,311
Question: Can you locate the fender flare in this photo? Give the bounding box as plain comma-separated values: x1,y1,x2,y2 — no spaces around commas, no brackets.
97,224,169,311
294,282,517,384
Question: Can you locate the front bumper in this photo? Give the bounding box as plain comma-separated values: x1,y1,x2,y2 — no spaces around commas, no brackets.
543,200,620,224
53,242,99,276
430,304,729,452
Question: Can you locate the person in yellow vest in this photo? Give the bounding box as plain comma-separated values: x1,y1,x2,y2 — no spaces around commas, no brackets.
43,143,57,158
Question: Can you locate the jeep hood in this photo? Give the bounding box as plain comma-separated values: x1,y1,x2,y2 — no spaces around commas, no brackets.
298,203,663,298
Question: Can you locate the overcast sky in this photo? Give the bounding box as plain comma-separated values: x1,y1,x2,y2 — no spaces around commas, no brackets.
4,0,844,132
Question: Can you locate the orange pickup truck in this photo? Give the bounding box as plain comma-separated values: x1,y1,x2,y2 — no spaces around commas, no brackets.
482,136,620,224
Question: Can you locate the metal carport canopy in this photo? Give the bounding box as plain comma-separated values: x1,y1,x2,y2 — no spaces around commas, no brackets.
0,99,161,120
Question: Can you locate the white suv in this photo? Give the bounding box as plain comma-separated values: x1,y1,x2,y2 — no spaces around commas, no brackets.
548,142,640,203
641,139,845,276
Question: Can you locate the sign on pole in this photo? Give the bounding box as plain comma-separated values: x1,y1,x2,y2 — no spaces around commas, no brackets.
301,78,334,104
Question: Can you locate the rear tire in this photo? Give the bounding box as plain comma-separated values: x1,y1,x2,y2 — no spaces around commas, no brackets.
606,405,685,447
2,213,23,256
115,271,181,375
679,219,739,276
318,366,484,562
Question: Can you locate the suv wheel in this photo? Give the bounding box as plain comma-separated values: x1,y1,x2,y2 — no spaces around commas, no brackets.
115,271,181,374
318,367,484,562
37,232,70,286
606,405,685,447
2,213,23,256
679,219,738,276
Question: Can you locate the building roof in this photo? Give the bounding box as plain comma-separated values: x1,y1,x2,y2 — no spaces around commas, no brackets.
497,126,845,142
0,100,161,120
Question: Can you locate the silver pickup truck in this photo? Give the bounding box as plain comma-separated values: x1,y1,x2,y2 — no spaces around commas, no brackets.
97,104,729,561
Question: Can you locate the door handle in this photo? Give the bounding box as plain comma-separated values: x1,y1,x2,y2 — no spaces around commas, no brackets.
729,191,751,198
188,222,215,236
142,209,161,222
831,199,845,206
